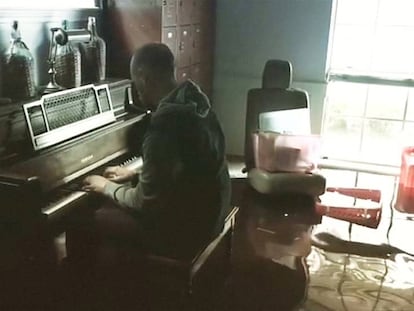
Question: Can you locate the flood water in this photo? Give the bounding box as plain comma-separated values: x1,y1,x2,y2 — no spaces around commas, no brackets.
229,178,414,311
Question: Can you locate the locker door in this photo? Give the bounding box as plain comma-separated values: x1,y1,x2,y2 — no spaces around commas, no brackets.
162,0,177,26
176,67,191,83
190,63,201,85
177,26,192,68
192,24,201,64
162,27,178,57
191,0,202,24
177,0,192,25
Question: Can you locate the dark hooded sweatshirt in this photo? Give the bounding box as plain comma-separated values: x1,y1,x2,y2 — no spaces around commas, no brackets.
104,80,231,258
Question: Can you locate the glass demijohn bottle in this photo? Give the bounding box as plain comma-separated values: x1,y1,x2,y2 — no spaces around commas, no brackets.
80,16,106,83
3,21,36,101
55,20,81,88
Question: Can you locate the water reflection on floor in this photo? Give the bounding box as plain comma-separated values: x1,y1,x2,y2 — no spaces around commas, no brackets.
230,176,414,311
305,215,414,311
306,246,414,311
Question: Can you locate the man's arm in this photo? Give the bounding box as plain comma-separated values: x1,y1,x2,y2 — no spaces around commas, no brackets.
103,180,145,210
83,129,162,211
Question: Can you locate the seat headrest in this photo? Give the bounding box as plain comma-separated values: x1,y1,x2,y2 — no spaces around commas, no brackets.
262,60,292,89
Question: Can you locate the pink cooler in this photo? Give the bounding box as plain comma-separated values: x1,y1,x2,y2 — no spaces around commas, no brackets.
251,131,321,173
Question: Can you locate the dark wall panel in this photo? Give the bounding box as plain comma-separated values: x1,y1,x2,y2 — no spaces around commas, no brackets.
103,0,162,79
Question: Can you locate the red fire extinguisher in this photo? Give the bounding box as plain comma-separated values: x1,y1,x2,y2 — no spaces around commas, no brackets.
395,146,414,213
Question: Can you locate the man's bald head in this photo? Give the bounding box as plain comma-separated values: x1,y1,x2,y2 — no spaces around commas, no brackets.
130,43,175,80
130,43,176,109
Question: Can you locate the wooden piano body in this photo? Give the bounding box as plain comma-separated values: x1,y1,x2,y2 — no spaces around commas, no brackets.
0,80,148,306
0,79,238,310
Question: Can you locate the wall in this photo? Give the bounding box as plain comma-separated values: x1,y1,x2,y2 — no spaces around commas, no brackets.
0,7,102,99
213,0,333,155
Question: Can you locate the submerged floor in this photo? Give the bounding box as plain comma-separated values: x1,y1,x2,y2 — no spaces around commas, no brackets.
2,166,414,311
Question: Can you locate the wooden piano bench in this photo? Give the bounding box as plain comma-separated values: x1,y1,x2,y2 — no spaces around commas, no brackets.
144,206,239,310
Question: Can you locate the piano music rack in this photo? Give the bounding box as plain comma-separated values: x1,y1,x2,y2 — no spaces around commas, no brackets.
23,84,116,151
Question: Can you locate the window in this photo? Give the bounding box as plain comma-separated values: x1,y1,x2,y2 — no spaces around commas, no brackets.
322,0,414,166
0,0,97,8
330,0,414,76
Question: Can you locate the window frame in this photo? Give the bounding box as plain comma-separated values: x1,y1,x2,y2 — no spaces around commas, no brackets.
322,0,414,168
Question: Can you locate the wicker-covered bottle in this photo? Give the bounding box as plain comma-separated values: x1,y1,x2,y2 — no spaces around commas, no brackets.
55,20,81,89
80,16,106,84
3,21,36,101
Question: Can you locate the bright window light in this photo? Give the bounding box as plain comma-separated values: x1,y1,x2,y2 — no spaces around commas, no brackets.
322,0,414,166
330,0,414,76
0,0,96,8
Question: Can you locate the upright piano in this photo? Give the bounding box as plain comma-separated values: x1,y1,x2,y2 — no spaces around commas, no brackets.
0,79,148,267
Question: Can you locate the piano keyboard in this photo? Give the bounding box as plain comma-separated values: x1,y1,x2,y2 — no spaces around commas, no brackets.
42,156,143,220
120,156,143,172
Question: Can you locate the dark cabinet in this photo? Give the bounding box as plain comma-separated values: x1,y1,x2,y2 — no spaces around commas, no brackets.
162,0,215,97
104,0,215,96
198,0,215,96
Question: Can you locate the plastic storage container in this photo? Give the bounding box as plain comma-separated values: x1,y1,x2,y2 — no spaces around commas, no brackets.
252,131,321,173
395,146,414,213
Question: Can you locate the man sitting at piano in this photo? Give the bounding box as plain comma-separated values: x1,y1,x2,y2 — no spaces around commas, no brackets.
80,43,231,261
